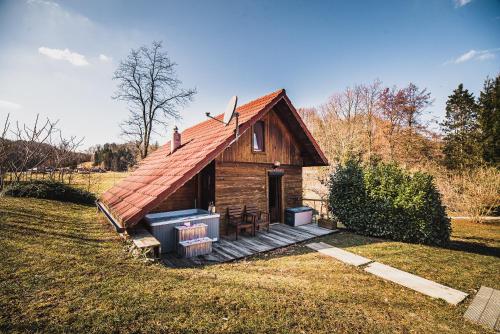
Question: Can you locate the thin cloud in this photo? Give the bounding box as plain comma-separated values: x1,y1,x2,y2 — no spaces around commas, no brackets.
38,47,89,66
27,0,60,9
454,0,472,7
446,48,498,64
0,99,22,110
99,54,112,62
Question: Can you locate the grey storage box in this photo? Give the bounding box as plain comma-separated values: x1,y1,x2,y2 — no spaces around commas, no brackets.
285,206,313,227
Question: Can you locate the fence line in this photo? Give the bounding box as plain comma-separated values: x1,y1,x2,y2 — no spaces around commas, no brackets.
303,198,330,218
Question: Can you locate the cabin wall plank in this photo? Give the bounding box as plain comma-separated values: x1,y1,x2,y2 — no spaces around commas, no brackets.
152,177,196,212
217,109,303,166
215,161,302,229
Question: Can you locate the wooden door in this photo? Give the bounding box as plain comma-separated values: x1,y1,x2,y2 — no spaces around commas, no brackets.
198,161,215,210
268,174,282,223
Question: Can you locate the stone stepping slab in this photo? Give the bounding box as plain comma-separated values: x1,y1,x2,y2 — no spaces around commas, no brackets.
307,242,468,305
464,286,500,331
365,262,468,305
306,242,372,266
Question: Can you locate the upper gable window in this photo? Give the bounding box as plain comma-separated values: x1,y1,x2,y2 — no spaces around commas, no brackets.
252,120,265,152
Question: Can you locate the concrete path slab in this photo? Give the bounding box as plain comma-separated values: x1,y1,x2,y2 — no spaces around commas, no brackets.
464,286,500,331
306,242,335,251
306,242,372,266
365,262,468,305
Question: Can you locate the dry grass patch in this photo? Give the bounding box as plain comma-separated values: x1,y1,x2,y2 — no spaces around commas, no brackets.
1,197,497,333
314,219,499,294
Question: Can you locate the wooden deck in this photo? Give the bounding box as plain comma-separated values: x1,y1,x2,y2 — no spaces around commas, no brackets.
162,223,337,268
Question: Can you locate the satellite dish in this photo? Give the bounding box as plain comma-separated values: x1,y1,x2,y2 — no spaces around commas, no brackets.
223,96,238,125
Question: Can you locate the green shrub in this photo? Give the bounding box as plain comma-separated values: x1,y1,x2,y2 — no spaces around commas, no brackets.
329,160,451,245
1,180,96,205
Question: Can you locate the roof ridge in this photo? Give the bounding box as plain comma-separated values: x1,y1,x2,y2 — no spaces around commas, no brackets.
180,88,285,136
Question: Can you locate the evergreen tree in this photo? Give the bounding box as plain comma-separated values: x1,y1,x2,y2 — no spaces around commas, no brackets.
92,142,137,171
441,84,482,169
478,74,500,166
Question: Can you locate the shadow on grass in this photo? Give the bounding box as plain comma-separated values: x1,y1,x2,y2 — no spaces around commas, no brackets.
318,230,386,248
324,229,500,258
313,228,500,258
0,221,109,247
445,240,500,258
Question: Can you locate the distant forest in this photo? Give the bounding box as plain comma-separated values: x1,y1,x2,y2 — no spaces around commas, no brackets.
90,143,138,172
90,142,159,172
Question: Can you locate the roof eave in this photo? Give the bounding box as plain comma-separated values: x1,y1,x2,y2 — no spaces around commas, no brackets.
96,200,126,233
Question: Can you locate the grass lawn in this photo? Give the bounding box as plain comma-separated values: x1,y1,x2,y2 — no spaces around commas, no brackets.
67,171,128,196
1,194,498,332
4,171,128,197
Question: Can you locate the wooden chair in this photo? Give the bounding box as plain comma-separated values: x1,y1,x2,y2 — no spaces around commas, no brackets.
245,205,270,233
226,205,254,240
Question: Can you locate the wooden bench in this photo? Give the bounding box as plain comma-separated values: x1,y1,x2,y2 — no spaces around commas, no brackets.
129,228,161,259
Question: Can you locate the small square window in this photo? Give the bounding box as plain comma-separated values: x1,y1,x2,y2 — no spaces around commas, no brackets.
253,121,265,152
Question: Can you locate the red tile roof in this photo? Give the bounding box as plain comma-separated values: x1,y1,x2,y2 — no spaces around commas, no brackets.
99,89,327,229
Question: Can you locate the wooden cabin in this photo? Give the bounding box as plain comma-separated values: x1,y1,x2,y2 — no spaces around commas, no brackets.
98,89,328,236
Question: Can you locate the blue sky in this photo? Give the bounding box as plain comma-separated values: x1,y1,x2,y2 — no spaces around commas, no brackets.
0,0,498,148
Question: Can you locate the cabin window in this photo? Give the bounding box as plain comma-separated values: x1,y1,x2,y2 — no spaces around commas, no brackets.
252,121,265,152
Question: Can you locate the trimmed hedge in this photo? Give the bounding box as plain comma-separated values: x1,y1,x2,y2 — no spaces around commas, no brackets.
1,180,96,205
329,160,451,245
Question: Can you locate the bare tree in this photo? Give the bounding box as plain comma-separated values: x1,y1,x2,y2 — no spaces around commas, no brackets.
113,41,196,159
401,83,432,162
402,83,432,133
379,86,406,160
360,80,382,162
8,115,58,182
50,131,84,183
317,85,366,164
0,113,87,187
0,114,11,189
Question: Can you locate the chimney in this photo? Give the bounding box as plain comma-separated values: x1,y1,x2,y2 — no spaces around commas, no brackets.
171,126,181,154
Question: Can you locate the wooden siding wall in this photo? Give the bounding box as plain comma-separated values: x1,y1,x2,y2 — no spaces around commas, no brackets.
218,109,303,166
284,166,303,208
152,177,196,212
215,161,302,227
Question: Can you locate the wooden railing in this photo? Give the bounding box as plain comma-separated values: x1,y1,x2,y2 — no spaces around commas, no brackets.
303,198,330,218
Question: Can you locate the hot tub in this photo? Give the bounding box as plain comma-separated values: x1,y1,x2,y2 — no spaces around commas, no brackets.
144,209,220,253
